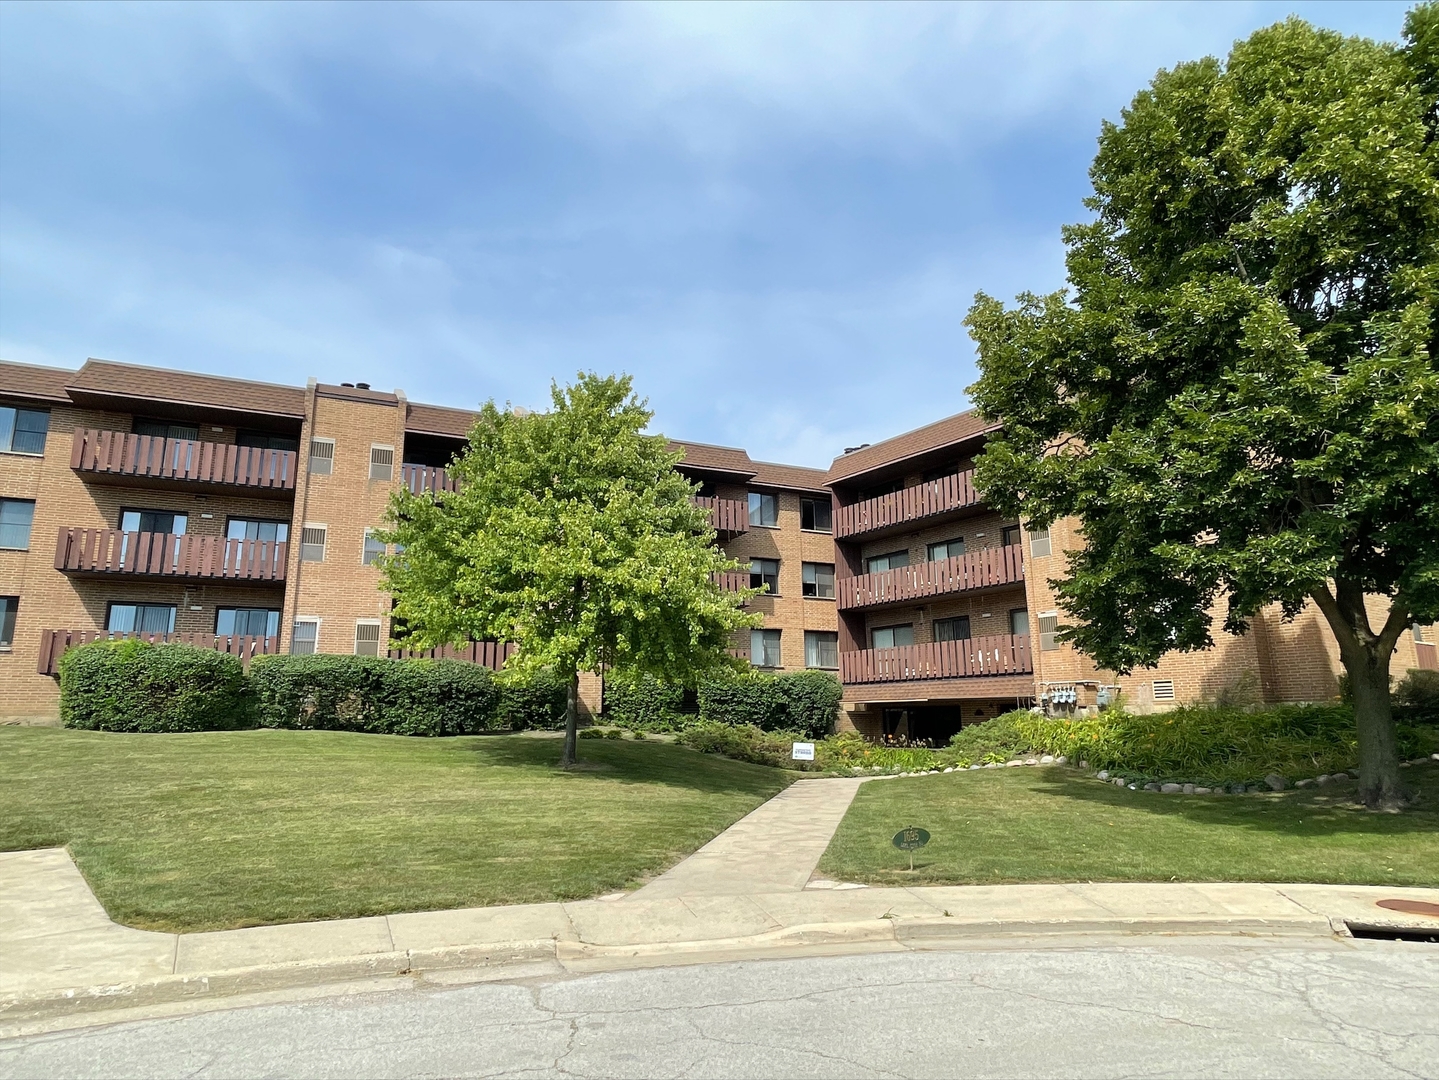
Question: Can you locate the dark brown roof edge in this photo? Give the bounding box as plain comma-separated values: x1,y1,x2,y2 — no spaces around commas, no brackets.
826,409,999,484
0,360,76,403
747,460,831,494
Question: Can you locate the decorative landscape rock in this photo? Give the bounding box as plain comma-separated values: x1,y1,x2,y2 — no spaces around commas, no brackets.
1113,778,1125,787
1194,787,1211,795
1264,774,1287,791
1296,778,1315,788
1040,755,1054,763
1096,770,1110,780
1144,783,1160,792
1331,772,1349,782
1160,783,1183,793
1182,783,1196,794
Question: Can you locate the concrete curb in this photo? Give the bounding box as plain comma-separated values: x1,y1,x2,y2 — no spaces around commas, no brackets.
0,912,1344,1033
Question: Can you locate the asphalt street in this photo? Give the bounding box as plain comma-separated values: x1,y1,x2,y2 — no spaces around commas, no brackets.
2,935,1436,1079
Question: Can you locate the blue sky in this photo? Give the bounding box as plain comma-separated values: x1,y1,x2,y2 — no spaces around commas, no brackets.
0,1,1413,467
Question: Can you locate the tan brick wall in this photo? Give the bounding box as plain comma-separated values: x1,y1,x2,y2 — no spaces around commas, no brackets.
283,389,407,656
718,485,838,673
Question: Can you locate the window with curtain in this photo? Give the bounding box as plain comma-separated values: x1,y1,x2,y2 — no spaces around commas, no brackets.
0,596,17,648
227,518,289,543
120,509,187,535
927,538,965,562
1010,608,1030,636
0,406,49,455
750,628,781,668
216,608,280,637
804,631,838,669
866,549,909,574
747,491,779,528
934,616,971,642
291,620,319,655
802,562,834,598
871,624,915,649
0,499,35,550
107,603,177,634
362,530,386,566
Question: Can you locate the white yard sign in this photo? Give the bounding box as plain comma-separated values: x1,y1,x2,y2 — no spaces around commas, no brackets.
791,742,815,761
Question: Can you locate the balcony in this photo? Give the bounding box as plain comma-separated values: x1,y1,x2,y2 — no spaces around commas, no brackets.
840,633,1033,685
37,629,281,676
401,463,458,496
387,640,515,669
834,471,980,540
693,496,749,540
54,528,288,583
71,429,296,497
713,570,751,593
837,545,1024,611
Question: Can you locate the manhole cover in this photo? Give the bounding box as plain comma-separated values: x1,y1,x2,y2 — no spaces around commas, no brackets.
1376,899,1439,919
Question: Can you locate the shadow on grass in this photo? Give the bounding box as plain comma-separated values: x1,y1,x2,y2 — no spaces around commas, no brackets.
458,733,790,797
1027,763,1439,837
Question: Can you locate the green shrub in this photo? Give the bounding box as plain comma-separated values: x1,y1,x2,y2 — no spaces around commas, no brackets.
697,670,842,739
59,640,252,733
250,654,504,735
498,668,568,730
1395,668,1439,725
604,674,687,730
947,712,1036,763
677,722,826,770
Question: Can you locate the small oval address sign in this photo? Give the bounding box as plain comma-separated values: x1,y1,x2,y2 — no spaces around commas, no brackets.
892,827,930,851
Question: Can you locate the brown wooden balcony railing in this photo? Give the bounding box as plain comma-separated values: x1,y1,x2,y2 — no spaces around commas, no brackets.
834,470,981,539
837,544,1024,610
387,641,515,669
713,570,751,593
37,629,281,676
693,496,749,537
71,429,296,493
401,463,458,495
54,528,288,583
1417,641,1438,671
839,633,1033,685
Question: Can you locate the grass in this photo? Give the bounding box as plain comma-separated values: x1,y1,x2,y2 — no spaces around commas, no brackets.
819,761,1439,888
0,727,791,933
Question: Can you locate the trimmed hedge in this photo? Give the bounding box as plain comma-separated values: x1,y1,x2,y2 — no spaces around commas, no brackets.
59,640,252,733
698,670,842,740
249,655,567,735
604,674,687,731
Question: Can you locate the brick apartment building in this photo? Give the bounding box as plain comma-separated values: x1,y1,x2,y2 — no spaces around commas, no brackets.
1,357,1434,731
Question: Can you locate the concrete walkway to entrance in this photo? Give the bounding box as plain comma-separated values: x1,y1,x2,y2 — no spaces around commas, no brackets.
632,777,865,898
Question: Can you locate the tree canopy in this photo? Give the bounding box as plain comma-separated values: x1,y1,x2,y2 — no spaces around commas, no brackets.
965,8,1438,808
378,372,757,764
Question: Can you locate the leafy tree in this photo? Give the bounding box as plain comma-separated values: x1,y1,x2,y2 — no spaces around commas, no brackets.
966,8,1438,809
377,373,757,766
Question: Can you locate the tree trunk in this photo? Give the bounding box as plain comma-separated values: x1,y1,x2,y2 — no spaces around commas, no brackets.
559,668,580,768
1311,581,1411,811
1342,645,1407,811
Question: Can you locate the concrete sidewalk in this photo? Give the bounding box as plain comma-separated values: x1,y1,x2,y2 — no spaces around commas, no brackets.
4,775,1439,1035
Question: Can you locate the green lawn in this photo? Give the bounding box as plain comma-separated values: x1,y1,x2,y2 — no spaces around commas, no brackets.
820,762,1439,888
0,727,790,932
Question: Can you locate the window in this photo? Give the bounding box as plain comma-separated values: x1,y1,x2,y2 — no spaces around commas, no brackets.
805,630,838,669
934,615,971,642
227,518,289,543
120,509,187,535
216,608,281,638
291,619,319,655
369,445,395,481
0,596,16,649
362,529,386,566
308,437,335,475
1010,608,1030,636
749,558,780,594
1038,612,1060,652
134,418,199,441
300,525,327,562
237,430,299,452
871,624,915,649
0,406,49,455
800,497,832,533
0,499,35,550
750,628,782,668
106,603,176,634
354,620,382,657
922,464,957,483
1029,526,1052,558
866,549,909,574
748,491,779,528
1414,624,1427,644
927,537,964,562
802,562,834,599
1152,679,1176,702
1001,525,1022,548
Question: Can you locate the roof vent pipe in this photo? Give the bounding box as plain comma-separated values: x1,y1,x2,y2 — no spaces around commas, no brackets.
356,383,371,390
